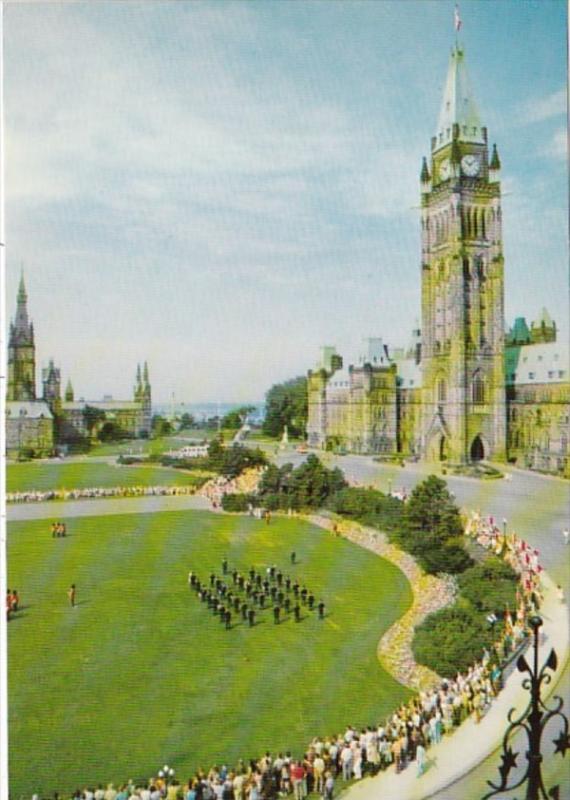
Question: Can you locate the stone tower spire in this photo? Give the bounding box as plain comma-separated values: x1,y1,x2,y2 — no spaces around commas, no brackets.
143,361,151,399
7,273,37,400
134,363,142,401
420,42,506,465
434,45,485,153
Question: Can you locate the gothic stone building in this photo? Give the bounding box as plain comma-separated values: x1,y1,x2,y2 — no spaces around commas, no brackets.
5,277,152,457
307,44,569,477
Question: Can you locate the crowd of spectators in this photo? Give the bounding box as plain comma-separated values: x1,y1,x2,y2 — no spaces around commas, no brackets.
7,485,198,504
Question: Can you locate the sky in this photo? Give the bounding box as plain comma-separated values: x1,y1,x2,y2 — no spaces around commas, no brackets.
4,0,568,404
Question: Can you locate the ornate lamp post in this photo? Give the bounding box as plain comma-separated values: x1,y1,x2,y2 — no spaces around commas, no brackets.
482,616,569,800
158,765,175,794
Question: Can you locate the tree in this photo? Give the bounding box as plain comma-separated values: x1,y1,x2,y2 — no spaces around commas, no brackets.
83,405,106,439
221,406,255,430
458,557,519,613
263,376,308,438
179,412,195,430
257,454,346,510
151,415,173,437
413,604,495,678
97,421,131,442
404,475,463,545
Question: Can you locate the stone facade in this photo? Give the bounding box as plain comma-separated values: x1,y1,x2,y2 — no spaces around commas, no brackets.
5,279,152,456
306,44,569,477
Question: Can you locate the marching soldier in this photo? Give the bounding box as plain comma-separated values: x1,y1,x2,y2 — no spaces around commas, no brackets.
294,603,301,622
318,601,325,619
308,593,315,610
241,602,248,620
273,605,281,624
248,608,255,627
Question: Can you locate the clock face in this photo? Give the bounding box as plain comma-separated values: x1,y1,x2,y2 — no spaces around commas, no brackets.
461,154,480,177
439,158,451,181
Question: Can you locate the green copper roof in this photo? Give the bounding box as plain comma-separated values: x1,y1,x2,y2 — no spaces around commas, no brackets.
435,46,484,151
490,143,501,170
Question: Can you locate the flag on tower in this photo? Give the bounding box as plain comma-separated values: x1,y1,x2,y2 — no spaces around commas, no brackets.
454,4,462,32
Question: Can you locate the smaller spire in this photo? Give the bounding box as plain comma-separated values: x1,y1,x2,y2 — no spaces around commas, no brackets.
17,271,27,303
65,379,74,402
420,157,431,184
490,143,501,171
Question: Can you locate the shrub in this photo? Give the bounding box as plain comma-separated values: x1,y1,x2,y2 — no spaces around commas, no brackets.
413,604,495,678
221,493,255,512
414,542,474,575
458,557,518,613
326,487,404,532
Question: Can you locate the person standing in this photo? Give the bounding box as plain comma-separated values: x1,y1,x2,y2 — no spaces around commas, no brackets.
294,603,301,623
222,558,228,575
290,551,296,565
248,608,255,627
307,593,315,610
318,601,325,619
6,589,12,621
416,742,426,778
225,609,232,630
241,602,248,621
11,590,19,613
68,584,76,608
273,606,281,625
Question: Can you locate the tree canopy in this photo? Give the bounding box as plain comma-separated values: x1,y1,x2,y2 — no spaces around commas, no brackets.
221,406,255,430
262,376,308,438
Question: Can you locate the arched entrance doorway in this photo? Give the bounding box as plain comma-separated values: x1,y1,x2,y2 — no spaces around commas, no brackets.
470,435,485,462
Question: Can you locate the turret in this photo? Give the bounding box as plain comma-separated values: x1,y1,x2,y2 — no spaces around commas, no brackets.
489,144,501,182
42,359,61,410
65,379,74,402
143,361,151,399
7,273,36,401
420,157,431,192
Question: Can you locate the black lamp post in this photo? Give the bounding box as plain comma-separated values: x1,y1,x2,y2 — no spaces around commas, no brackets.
482,616,569,800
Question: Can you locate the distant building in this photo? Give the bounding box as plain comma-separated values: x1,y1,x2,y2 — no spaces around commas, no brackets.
307,39,569,477
5,277,152,457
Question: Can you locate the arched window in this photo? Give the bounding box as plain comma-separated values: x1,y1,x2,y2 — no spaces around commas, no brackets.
481,211,486,239
437,378,447,403
472,372,485,404
463,257,470,279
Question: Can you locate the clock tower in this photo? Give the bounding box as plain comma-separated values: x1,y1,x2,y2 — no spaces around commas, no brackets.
419,44,506,464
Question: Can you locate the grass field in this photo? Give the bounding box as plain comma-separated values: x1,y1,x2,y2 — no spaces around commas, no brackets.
7,461,212,494
8,510,413,797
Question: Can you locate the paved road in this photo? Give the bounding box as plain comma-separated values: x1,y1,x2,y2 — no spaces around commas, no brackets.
275,451,570,588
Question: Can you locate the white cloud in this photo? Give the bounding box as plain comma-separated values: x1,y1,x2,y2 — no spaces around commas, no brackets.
540,127,567,161
518,88,566,125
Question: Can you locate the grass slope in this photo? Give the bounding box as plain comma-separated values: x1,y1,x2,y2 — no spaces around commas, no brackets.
7,462,210,493
8,510,412,796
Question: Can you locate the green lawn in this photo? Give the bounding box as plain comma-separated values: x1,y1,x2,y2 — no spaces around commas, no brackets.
86,431,218,459
7,461,211,493
8,510,413,796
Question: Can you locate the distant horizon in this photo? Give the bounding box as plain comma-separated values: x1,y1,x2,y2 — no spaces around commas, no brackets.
6,1,568,404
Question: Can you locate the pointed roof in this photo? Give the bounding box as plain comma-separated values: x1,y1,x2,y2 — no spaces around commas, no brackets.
536,307,553,327
435,46,484,152
10,271,34,346
490,143,501,170
17,272,27,303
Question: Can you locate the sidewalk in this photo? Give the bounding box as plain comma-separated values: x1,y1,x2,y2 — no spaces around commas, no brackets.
341,573,570,800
